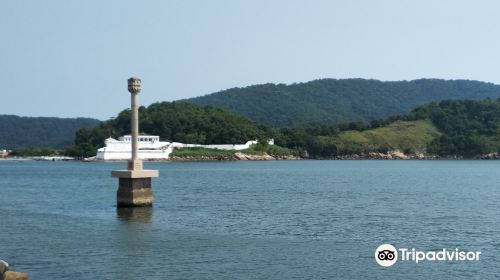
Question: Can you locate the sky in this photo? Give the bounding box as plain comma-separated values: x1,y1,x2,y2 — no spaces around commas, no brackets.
2,0,500,120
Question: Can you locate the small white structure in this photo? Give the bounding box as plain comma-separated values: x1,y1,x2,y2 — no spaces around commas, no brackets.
1,149,8,158
96,134,271,160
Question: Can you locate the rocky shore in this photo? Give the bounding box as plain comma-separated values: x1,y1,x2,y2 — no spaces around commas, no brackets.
0,260,29,280
330,150,438,160
331,151,500,160
169,150,448,161
108,150,500,161
478,152,500,159
169,152,301,161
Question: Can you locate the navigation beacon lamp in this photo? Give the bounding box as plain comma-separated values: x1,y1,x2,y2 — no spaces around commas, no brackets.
111,77,159,207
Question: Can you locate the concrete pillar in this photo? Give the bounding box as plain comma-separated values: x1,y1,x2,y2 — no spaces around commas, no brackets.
127,77,143,171
112,77,159,208
131,91,139,161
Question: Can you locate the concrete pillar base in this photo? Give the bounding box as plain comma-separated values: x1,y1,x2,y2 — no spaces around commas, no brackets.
117,177,153,207
112,169,159,208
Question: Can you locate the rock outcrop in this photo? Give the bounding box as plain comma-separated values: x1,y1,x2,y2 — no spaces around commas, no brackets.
170,152,301,161
232,152,275,161
0,260,29,280
0,260,7,279
332,150,438,160
479,152,500,159
4,271,29,280
169,155,233,161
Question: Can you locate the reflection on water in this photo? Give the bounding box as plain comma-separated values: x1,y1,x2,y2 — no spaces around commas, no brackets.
116,207,153,223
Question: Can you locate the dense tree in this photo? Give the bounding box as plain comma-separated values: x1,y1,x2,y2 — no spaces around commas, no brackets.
407,99,500,156
0,115,100,149
10,147,58,157
185,79,500,127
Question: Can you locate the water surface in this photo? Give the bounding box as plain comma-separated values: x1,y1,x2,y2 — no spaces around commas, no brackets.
1,160,499,279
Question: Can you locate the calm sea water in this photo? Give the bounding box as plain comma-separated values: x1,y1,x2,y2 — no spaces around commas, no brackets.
1,160,499,279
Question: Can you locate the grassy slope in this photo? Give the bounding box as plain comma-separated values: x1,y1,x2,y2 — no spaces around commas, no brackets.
333,120,441,154
171,144,297,158
170,147,235,158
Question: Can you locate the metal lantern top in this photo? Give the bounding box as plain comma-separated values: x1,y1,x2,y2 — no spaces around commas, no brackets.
128,77,142,94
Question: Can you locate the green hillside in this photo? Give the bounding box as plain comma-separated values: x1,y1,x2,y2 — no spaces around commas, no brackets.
273,99,500,158
0,115,100,149
184,79,500,127
271,119,441,158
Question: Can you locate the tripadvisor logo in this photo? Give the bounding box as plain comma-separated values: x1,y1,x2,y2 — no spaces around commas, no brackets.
375,244,398,267
375,244,481,267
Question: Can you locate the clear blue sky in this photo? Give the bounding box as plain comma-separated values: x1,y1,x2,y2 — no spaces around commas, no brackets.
2,0,500,120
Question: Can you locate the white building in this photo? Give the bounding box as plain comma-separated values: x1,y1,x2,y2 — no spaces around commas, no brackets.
96,134,270,160
1,149,8,158
97,134,170,160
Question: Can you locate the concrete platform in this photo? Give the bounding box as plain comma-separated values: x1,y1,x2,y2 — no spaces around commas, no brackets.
111,169,159,178
112,169,158,207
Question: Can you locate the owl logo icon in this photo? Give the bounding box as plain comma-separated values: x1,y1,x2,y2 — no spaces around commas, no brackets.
375,244,398,267
378,249,395,261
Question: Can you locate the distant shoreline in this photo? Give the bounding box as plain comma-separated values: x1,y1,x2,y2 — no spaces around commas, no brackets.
4,152,500,162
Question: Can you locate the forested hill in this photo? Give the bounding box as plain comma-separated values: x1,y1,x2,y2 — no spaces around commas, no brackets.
69,99,500,159
184,79,500,127
0,115,100,149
